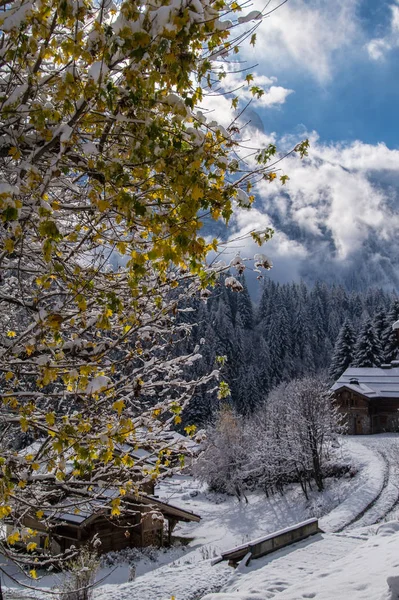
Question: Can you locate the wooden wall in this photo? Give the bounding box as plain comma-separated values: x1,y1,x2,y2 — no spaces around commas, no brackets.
334,390,399,434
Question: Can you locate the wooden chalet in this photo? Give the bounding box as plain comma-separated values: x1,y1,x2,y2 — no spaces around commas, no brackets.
12,492,200,555
331,365,399,434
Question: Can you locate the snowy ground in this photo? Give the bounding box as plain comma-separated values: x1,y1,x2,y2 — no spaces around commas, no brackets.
201,522,399,600
3,435,399,600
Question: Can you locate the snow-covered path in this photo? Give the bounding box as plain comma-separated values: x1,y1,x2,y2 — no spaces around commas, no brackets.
202,523,399,600
320,434,399,532
345,434,399,529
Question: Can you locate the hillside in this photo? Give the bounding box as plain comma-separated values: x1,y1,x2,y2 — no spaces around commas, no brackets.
5,434,399,600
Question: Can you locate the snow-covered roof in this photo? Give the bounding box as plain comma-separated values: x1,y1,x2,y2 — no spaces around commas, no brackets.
331,367,399,399
41,488,200,527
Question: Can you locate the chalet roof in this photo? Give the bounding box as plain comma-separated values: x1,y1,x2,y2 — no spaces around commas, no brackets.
138,494,201,523
42,489,200,528
331,367,399,399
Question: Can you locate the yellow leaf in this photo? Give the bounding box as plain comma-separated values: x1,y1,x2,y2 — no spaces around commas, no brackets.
111,498,121,516
112,399,125,416
191,185,202,201
29,569,37,579
98,198,110,212
45,413,56,426
27,542,37,552
20,416,29,432
7,531,20,545
36,511,44,519
4,239,14,253
7,331,16,338
8,146,21,159
5,371,14,381
0,505,11,519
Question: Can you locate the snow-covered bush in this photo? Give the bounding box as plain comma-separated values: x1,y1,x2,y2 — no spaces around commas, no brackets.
193,407,248,501
195,376,344,500
59,545,100,600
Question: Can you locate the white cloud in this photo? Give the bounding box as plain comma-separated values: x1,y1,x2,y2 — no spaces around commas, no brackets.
254,134,399,260
366,1,399,60
199,70,292,127
257,85,293,107
243,0,360,83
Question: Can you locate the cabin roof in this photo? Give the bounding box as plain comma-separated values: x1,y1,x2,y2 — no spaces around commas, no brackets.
41,490,200,528
138,495,201,523
331,367,399,399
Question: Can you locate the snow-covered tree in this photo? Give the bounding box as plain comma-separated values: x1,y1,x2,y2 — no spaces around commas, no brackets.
236,274,254,329
0,0,307,571
329,319,356,381
265,376,342,493
353,318,383,367
381,300,399,363
193,407,248,500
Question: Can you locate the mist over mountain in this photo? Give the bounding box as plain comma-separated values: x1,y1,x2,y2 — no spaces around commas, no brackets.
218,124,399,296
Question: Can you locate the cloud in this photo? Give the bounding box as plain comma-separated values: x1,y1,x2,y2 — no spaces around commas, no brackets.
243,0,361,83
223,132,399,285
257,85,294,107
366,1,399,60
258,134,399,257
199,70,292,127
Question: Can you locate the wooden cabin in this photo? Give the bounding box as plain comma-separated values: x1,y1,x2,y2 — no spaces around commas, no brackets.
331,365,399,434
10,492,200,556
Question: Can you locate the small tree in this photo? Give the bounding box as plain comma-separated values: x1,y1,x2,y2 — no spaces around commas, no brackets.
193,406,248,501
59,544,100,600
265,376,342,493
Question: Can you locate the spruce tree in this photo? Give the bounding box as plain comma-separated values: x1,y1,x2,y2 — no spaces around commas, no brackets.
237,275,254,329
373,309,388,344
381,300,399,363
329,319,356,380
353,318,383,368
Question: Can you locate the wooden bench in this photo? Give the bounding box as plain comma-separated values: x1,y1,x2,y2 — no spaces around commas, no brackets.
214,518,321,567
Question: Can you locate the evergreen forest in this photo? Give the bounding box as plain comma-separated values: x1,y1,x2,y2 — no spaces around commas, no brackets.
180,277,399,425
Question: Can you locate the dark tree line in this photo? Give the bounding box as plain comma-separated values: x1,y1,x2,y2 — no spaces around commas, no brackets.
329,299,399,380
177,276,397,425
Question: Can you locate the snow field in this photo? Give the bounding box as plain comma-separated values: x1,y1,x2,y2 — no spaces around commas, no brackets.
201,523,399,600
5,435,399,600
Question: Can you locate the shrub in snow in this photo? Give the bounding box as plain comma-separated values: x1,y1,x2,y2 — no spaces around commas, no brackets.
59,544,100,600
193,407,248,502
195,376,344,501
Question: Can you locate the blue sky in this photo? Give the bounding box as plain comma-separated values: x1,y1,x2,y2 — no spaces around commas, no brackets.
257,0,399,147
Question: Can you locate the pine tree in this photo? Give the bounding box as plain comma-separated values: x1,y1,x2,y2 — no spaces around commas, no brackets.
329,319,356,380
373,309,388,344
381,300,399,363
353,318,383,368
237,275,254,329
